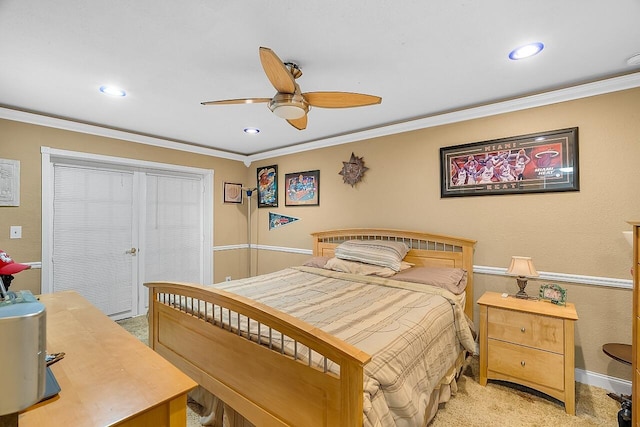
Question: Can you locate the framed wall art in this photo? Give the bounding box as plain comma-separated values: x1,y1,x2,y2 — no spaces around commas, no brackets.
440,127,579,198
223,182,242,204
0,158,20,207
285,170,320,206
257,165,278,208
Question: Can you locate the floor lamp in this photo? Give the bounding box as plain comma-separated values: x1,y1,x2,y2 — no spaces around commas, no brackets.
242,187,257,278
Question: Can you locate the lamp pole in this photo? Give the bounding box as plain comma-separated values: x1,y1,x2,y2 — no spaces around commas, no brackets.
242,187,257,278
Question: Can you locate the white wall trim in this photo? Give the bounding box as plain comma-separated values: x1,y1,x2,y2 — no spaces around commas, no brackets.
214,243,312,256
576,368,631,396
252,244,313,255
3,73,640,163
213,245,632,289
23,262,42,269
213,244,248,252
474,265,632,289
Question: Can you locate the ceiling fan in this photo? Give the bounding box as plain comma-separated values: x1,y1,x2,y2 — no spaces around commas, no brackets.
201,47,382,130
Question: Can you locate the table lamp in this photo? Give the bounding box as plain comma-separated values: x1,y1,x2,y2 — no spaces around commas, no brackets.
506,256,539,299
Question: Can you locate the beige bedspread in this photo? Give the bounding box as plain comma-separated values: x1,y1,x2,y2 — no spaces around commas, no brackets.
196,266,475,426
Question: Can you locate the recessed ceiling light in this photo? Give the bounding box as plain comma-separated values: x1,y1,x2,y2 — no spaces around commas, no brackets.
99,85,126,97
627,53,640,66
243,127,260,134
509,42,544,60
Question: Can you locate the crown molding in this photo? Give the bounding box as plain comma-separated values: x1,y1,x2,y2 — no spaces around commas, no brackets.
0,107,245,162
2,72,639,165
247,72,640,163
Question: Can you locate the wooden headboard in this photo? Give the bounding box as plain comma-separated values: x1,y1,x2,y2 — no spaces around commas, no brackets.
311,228,476,319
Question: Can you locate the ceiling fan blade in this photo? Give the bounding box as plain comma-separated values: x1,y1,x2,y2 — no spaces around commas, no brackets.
303,92,381,108
259,47,296,94
287,115,307,130
201,98,271,106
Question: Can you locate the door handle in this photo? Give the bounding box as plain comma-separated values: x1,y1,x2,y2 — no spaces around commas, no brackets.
125,248,137,255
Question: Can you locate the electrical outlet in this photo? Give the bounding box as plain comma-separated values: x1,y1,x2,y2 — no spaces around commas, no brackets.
225,276,232,282
10,226,22,239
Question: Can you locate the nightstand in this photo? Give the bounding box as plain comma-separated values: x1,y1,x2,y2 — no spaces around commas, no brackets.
478,291,579,415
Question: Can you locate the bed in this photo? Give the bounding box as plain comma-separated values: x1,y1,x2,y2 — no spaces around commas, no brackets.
145,228,476,427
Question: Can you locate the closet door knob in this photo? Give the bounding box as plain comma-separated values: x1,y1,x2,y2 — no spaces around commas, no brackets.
521,360,526,367
520,327,526,333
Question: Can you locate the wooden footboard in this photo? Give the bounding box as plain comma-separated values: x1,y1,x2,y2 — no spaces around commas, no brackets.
146,229,475,426
145,281,371,427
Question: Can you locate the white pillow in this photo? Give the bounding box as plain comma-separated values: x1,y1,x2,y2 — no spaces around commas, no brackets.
334,240,409,271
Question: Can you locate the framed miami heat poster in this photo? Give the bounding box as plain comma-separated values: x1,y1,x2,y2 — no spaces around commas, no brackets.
440,127,579,198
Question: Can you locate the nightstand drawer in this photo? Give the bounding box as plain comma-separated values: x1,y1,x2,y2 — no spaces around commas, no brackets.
488,339,565,391
488,306,564,353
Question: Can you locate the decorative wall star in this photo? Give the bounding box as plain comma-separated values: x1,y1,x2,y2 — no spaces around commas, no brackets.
339,152,368,187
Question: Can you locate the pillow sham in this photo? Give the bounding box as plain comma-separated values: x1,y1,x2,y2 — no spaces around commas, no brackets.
334,239,409,271
325,257,412,277
391,266,468,294
302,256,332,269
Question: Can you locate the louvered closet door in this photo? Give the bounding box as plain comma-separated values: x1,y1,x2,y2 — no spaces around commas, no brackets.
52,165,137,318
139,174,202,312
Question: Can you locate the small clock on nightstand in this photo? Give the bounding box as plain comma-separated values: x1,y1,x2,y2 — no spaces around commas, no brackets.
477,291,579,415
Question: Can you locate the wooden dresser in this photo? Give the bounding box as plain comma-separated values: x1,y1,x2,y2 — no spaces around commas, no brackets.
19,291,197,427
478,291,578,415
630,221,640,427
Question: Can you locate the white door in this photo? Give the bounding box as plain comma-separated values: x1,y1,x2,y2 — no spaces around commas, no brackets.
138,173,203,313
42,148,214,320
51,164,138,318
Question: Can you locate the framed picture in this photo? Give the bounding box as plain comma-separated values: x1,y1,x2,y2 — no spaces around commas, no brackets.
539,284,567,306
257,165,278,208
0,158,20,206
285,170,320,206
223,182,242,204
440,127,579,198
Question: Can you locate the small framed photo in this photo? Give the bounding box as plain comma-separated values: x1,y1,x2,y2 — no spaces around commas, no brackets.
223,182,242,204
539,284,567,306
285,170,320,206
257,165,278,208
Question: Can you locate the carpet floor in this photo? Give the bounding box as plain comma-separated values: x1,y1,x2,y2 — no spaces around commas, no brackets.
116,315,622,426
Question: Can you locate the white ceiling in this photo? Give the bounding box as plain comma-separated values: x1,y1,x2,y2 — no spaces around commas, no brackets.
1,1,640,160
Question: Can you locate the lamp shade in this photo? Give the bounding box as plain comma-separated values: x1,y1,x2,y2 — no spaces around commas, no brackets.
506,256,539,277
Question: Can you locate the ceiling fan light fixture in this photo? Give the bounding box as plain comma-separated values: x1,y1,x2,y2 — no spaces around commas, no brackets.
509,42,544,60
271,104,306,119
269,93,308,119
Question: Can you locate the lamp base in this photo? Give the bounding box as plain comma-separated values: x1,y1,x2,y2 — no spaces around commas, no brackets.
515,277,529,299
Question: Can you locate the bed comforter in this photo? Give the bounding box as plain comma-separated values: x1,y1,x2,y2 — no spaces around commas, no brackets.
192,266,476,427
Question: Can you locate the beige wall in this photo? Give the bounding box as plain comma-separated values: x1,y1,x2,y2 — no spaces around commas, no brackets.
0,119,250,288
249,87,640,381
1,86,638,383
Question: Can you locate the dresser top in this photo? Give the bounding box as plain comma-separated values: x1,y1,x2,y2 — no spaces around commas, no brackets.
478,291,578,320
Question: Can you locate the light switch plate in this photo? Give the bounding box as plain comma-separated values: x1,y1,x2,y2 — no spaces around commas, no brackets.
10,226,22,239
